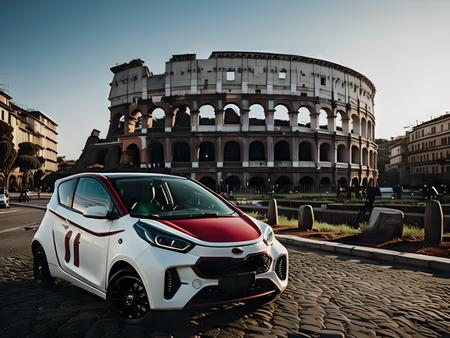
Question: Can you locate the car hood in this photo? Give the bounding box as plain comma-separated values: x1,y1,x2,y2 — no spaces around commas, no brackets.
156,216,261,243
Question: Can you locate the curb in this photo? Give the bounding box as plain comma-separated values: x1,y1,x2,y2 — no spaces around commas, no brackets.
10,203,47,211
276,234,450,273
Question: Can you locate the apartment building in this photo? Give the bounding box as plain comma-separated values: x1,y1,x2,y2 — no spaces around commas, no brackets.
407,113,450,186
0,90,58,189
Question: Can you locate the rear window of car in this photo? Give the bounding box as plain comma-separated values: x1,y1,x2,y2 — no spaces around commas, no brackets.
58,179,77,208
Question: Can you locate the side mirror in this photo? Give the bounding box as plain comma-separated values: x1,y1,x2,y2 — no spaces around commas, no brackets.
83,205,109,219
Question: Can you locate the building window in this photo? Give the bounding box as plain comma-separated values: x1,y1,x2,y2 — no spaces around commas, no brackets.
226,71,235,81
1,110,3,120
320,76,326,86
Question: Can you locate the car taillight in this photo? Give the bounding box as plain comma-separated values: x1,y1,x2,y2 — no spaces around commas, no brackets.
275,255,287,281
164,268,181,299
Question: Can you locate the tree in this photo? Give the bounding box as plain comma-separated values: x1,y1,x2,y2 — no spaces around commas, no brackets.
0,120,17,188
14,142,44,189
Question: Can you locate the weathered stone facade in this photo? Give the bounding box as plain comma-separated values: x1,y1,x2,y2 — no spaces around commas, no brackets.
77,52,378,192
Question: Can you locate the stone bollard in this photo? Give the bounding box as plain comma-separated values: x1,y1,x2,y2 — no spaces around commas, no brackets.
267,198,278,226
424,199,443,245
363,207,404,244
298,205,314,231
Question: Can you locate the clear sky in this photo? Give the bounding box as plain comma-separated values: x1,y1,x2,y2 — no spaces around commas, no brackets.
1,0,450,159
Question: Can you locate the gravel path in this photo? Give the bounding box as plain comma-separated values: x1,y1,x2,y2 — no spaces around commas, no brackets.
1,248,449,338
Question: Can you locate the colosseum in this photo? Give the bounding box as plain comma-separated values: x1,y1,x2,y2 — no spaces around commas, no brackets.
77,51,378,193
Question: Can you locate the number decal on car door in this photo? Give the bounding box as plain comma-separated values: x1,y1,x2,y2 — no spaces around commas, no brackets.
64,231,81,267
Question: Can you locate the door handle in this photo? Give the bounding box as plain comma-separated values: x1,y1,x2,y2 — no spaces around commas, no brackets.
62,220,69,229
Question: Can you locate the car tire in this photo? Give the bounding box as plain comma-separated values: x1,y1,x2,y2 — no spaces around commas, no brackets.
32,242,54,287
106,267,150,321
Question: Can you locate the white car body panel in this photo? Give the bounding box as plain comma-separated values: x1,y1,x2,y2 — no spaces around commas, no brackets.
33,173,289,310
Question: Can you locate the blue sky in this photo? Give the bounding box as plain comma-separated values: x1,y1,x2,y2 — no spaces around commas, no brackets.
1,0,450,159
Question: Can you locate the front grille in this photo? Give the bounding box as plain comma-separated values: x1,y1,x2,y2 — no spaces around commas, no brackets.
164,268,181,299
193,253,272,279
187,278,277,307
275,255,287,280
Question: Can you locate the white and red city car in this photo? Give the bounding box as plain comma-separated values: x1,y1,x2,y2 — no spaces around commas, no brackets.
32,173,288,319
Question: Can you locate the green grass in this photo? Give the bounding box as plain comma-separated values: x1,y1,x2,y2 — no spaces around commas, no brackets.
247,211,443,238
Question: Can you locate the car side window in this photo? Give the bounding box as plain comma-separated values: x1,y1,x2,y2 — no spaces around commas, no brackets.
72,177,113,214
58,179,77,208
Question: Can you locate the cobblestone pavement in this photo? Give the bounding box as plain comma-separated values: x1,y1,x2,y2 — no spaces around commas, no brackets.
1,248,449,338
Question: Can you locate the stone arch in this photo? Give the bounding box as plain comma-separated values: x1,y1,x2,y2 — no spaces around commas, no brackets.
351,145,360,164
129,109,142,133
319,142,331,162
274,104,289,127
124,144,140,167
297,107,312,127
319,177,332,192
249,141,265,161
299,176,314,193
223,103,240,125
274,140,291,161
198,104,215,126
198,141,215,162
337,144,347,162
173,105,191,129
225,175,241,192
248,104,265,126
249,176,266,191
149,142,164,167
299,141,313,161
367,120,373,140
337,177,348,189
275,176,292,193
361,117,367,138
336,110,348,133
110,113,125,136
319,108,329,129
199,176,216,191
362,147,369,166
224,141,241,162
351,114,360,135
361,177,368,187
351,177,360,188
173,142,190,162
151,107,166,129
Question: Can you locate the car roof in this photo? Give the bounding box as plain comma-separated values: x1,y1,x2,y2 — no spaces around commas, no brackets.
99,172,187,180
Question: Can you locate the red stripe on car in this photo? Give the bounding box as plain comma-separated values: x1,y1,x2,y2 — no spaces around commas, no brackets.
64,230,73,263
73,233,81,267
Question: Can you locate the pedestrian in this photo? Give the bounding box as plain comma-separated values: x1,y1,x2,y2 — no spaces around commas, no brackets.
353,182,381,228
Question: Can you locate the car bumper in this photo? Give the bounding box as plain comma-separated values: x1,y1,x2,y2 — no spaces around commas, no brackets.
134,239,288,310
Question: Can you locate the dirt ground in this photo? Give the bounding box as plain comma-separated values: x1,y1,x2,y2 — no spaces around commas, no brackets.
274,226,450,258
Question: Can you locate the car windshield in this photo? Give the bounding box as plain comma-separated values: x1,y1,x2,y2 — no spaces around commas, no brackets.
110,176,237,219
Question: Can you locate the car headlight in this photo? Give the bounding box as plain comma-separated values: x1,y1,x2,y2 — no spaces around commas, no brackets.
263,226,274,246
133,221,194,253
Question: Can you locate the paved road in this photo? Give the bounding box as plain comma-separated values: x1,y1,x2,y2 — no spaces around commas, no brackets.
0,248,449,337
0,207,449,337
0,206,45,257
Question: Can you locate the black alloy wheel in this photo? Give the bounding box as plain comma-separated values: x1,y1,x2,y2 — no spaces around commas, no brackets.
107,268,150,320
32,243,54,287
